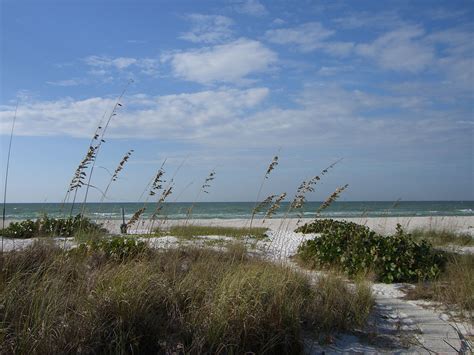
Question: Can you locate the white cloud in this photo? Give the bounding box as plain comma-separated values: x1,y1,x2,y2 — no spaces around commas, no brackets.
0,88,270,139
355,25,434,72
180,14,233,44
228,85,470,148
426,28,474,57
321,42,355,56
332,11,403,29
85,56,137,69
2,85,468,152
427,8,468,20
265,22,334,52
137,58,160,76
46,79,86,87
126,39,147,44
164,38,277,84
235,0,267,16
0,97,115,137
84,55,159,76
264,22,353,56
272,18,286,25
317,65,354,76
425,28,474,90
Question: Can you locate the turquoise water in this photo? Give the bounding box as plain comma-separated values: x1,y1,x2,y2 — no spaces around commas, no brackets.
3,201,473,220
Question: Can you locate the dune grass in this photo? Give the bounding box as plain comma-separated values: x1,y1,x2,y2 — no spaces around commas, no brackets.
155,224,268,240
410,228,474,247
404,253,474,321
0,239,374,354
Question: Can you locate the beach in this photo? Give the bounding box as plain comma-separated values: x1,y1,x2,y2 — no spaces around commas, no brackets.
4,215,474,235
94,215,474,235
2,214,473,353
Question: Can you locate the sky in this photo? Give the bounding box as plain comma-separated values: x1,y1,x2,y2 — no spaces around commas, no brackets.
0,0,473,203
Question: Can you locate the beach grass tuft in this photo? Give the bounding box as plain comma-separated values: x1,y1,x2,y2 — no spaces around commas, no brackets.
0,241,373,354
410,228,474,247
155,224,268,240
404,253,474,321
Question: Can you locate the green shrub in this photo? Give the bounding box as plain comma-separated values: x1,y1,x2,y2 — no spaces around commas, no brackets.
295,218,369,235
298,221,446,283
1,219,38,238
74,236,149,261
1,214,107,238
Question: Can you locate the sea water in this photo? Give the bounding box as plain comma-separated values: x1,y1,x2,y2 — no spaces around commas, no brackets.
3,201,473,220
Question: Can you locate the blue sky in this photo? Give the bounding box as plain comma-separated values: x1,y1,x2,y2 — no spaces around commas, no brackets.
0,0,473,203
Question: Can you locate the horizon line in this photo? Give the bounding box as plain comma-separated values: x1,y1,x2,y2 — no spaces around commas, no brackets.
3,200,474,204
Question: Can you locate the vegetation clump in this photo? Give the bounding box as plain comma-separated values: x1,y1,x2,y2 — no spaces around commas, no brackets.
155,225,268,240
410,228,474,247
0,241,373,354
404,253,474,321
295,218,370,235
74,236,148,261
1,214,107,239
297,220,446,283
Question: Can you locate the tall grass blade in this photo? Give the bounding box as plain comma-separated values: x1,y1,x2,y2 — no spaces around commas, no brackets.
250,154,279,229
80,79,133,216
1,101,18,253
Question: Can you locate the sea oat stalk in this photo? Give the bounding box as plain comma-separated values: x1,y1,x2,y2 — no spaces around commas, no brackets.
249,155,279,229
63,111,107,217
127,207,146,229
269,158,343,238
80,79,133,215
150,184,174,225
1,101,18,253
184,170,216,225
99,149,134,204
264,192,287,222
253,194,277,216
316,184,349,215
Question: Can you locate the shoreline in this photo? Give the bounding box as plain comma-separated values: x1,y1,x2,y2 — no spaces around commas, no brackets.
161,216,474,235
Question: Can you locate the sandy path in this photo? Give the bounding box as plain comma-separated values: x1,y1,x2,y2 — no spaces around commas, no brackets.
259,230,473,353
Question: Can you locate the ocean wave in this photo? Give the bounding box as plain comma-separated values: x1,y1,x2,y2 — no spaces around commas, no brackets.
4,202,474,220
92,212,120,217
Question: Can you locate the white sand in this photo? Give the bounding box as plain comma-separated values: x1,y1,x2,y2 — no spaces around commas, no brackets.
3,216,473,256
4,215,474,235
87,215,474,235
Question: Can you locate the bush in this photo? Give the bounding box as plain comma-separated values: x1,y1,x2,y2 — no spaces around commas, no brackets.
297,221,446,283
296,218,369,235
1,214,107,238
74,236,149,261
1,219,38,238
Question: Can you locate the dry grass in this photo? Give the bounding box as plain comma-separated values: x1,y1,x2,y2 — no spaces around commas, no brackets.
0,240,374,354
311,273,374,332
411,228,474,247
155,224,269,240
404,253,474,321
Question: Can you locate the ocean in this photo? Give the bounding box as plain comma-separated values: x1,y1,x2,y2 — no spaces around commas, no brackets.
3,201,473,220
